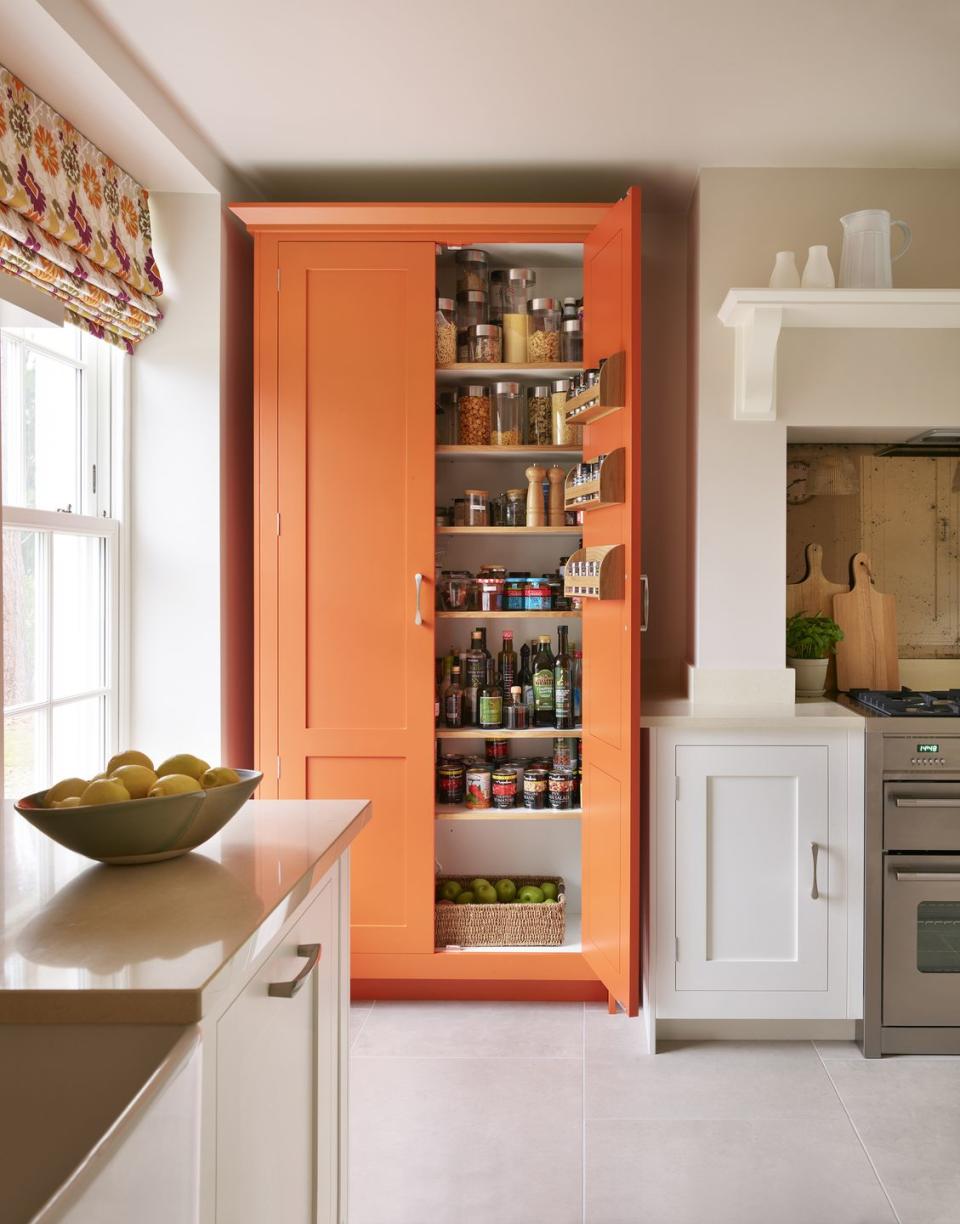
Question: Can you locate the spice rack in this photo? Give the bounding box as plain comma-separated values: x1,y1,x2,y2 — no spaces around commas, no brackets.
564,351,626,426
563,447,626,512
436,362,584,384
563,544,625,601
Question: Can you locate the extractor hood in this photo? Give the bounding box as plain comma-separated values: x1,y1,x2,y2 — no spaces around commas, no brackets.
878,429,960,457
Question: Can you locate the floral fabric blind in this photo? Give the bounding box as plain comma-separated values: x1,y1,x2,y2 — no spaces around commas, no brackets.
0,65,163,352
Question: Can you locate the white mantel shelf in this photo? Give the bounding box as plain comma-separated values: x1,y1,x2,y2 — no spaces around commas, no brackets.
718,288,960,421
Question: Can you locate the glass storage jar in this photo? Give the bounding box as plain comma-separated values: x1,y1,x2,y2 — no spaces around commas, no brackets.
436,390,457,444
503,268,536,362
561,319,583,362
551,378,573,445
491,381,523,446
455,248,490,295
457,385,491,445
528,298,561,363
504,488,526,527
489,269,506,324
465,489,489,526
456,290,488,359
527,384,552,445
436,297,457,366
468,323,502,363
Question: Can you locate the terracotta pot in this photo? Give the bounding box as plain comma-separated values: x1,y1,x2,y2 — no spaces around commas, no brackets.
787,656,829,698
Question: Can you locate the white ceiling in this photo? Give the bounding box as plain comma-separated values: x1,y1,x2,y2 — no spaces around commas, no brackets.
78,0,960,209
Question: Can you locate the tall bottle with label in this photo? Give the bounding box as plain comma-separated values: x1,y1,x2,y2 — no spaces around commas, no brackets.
533,634,556,728
497,630,517,699
518,643,535,720
571,647,583,725
444,665,463,728
478,671,503,729
554,625,573,730
463,630,486,726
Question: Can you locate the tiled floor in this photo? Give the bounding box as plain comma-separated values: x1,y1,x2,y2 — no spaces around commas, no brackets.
350,1000,960,1224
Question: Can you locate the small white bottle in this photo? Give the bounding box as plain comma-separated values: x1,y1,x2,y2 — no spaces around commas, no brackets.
769,251,800,289
801,245,836,289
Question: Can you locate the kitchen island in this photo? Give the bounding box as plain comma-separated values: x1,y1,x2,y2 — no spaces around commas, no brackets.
0,797,371,1224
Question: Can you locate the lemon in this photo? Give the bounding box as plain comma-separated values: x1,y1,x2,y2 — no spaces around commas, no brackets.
44,777,88,807
80,779,131,806
200,766,240,789
155,754,209,781
52,796,83,809
110,764,158,799
106,749,154,775
149,773,202,797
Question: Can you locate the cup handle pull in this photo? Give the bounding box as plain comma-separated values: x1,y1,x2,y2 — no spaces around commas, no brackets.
414,573,424,626
892,219,912,262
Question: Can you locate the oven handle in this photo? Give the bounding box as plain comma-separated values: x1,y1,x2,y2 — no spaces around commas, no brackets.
895,798,960,808
895,872,960,882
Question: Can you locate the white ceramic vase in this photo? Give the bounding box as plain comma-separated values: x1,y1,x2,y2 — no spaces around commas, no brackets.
801,245,835,289
769,251,800,289
788,656,829,698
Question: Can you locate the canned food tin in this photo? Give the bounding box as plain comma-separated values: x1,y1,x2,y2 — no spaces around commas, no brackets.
553,737,580,771
524,578,552,611
491,766,518,809
508,760,525,795
523,767,549,810
548,768,577,810
437,762,466,805
504,578,526,610
465,765,492,809
485,738,510,764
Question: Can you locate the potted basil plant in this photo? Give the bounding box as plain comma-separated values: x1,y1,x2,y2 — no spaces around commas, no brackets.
786,611,844,698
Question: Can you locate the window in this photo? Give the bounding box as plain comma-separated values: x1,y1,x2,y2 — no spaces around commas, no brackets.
2,325,124,798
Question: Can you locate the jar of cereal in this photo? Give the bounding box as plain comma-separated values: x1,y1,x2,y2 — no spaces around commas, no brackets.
436,297,457,366
528,384,552,445
457,385,491,446
528,298,561,363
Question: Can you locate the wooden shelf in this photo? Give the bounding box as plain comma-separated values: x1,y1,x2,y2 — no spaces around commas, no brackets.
438,526,581,537
436,727,583,739
564,351,626,425
437,445,582,461
436,610,580,619
436,363,584,384
563,544,625,601
564,447,626,512
435,806,582,821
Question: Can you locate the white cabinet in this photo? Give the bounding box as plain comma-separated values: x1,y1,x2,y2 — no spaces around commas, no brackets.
653,726,863,1021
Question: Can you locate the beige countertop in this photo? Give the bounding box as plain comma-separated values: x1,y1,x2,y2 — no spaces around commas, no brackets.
641,698,865,729
0,798,371,1024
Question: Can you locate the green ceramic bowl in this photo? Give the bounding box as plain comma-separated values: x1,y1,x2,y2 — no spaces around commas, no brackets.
15,769,263,865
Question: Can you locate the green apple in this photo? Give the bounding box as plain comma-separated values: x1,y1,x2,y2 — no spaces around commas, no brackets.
542,898,557,905
517,885,545,904
468,877,491,894
539,882,558,901
438,880,463,902
495,878,517,903
454,890,475,904
474,882,498,904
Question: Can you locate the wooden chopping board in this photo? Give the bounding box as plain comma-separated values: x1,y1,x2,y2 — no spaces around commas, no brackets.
787,544,850,692
832,552,900,691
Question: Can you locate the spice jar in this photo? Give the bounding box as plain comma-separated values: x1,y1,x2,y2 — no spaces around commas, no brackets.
489,269,506,324
526,385,551,445
504,488,526,527
503,268,536,362
455,248,490,295
528,298,561,362
551,379,573,445
465,489,489,526
436,297,457,366
457,385,491,445
456,290,488,359
561,319,583,362
467,323,502,363
492,382,522,446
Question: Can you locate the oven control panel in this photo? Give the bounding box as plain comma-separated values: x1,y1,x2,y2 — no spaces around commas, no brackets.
883,736,960,771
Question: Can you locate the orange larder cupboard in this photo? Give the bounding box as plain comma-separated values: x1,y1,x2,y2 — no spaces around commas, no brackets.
232,196,642,1013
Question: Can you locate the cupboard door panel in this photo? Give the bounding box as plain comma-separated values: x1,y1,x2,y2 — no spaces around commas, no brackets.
276,241,436,958
581,188,642,1014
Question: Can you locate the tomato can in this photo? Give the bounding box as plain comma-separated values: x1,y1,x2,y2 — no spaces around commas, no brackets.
485,737,510,763
491,766,518,809
465,765,492,809
436,762,465,805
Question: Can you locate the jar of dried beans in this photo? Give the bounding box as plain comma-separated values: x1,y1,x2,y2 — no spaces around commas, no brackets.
528,298,561,363
455,248,490,295
492,382,523,446
527,384,552,445
468,323,502,363
436,297,457,366
503,268,535,362
457,385,491,445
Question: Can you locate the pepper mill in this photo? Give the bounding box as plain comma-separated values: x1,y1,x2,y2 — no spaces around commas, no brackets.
547,466,566,526
525,464,546,528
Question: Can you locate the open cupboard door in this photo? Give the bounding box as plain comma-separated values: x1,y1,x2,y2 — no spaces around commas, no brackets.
580,189,642,1015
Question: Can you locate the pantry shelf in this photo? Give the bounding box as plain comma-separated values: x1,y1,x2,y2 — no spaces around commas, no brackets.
436,727,583,740
437,445,582,461
436,363,584,384
436,610,580,619
437,527,582,537
435,806,582,821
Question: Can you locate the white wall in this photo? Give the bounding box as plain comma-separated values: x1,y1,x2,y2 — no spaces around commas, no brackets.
690,168,960,703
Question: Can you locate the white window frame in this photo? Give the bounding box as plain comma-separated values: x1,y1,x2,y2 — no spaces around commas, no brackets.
1,326,127,793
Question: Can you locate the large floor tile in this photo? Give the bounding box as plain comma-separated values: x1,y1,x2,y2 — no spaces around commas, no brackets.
586,1038,844,1121
585,1117,896,1224
350,1002,374,1049
826,1059,960,1224
815,1039,866,1060
353,999,584,1059
584,1002,651,1061
350,1055,583,1224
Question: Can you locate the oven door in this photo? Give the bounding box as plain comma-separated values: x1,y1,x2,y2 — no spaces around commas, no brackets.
884,854,960,1027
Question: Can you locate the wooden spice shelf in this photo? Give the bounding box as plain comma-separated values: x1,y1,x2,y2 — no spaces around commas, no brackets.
436,362,584,384
564,351,626,425
435,806,582,821
563,544,625,601
437,445,582,460
436,610,580,619
563,447,626,512
437,527,582,537
436,727,583,739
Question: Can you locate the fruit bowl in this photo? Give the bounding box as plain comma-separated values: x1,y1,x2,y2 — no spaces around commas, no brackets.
15,770,262,865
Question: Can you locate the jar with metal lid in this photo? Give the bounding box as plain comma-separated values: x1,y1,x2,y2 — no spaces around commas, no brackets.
436,297,457,366
456,290,488,359
528,298,561,363
503,577,526,610
551,378,573,445
504,488,526,527
562,297,579,321
477,575,504,610
503,268,536,362
467,323,501,363
491,381,522,447
561,319,583,362
465,489,489,526
457,385,491,445
455,248,490,295
527,384,552,445
524,577,552,611
465,764,492,809
489,269,506,324
523,767,549,810
491,766,518,809
548,768,576,810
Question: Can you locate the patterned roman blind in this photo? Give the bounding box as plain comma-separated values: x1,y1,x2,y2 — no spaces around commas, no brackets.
0,65,163,352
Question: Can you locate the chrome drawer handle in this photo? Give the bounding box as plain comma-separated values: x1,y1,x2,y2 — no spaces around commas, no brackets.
414,572,424,626
895,798,960,808
810,841,820,900
895,872,960,883
268,943,322,998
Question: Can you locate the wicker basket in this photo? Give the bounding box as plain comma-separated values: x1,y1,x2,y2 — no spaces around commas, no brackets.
435,875,566,948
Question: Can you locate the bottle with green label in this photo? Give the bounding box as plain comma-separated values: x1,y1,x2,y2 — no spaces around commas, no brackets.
463,629,486,726
554,625,573,730
533,634,555,727
478,671,503,729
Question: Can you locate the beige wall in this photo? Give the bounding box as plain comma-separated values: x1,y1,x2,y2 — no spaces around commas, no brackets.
690,168,960,701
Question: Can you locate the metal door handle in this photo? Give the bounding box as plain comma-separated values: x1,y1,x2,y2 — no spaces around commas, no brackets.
895,798,960,808
640,574,649,633
810,841,820,900
895,872,960,883
268,943,322,997
414,572,424,625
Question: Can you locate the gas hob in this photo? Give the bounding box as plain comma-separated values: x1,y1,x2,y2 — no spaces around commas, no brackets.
850,688,960,718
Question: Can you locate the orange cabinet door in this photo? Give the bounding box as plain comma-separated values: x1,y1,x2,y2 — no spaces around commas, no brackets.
275,241,436,957
581,189,642,1014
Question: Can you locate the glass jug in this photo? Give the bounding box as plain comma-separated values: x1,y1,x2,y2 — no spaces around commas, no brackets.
839,209,911,289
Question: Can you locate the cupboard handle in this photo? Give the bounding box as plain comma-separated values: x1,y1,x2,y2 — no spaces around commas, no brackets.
268,943,322,998
414,572,424,626
895,872,960,883
895,798,960,808
810,842,820,900
640,574,649,633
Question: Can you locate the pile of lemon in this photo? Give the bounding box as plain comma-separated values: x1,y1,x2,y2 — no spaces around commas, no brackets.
43,751,240,809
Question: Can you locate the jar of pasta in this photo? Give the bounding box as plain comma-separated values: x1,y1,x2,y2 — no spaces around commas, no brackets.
527,384,552,445
551,378,573,445
468,323,502,363
436,297,457,366
492,382,522,447
503,268,535,362
457,385,491,445
528,298,561,363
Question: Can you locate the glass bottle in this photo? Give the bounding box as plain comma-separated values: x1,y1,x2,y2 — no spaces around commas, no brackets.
554,625,573,730
560,319,583,362
439,647,455,710
504,685,528,730
444,665,463,728
571,648,583,725
463,630,486,726
478,671,503,730
533,634,556,728
498,630,517,698
518,643,534,720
